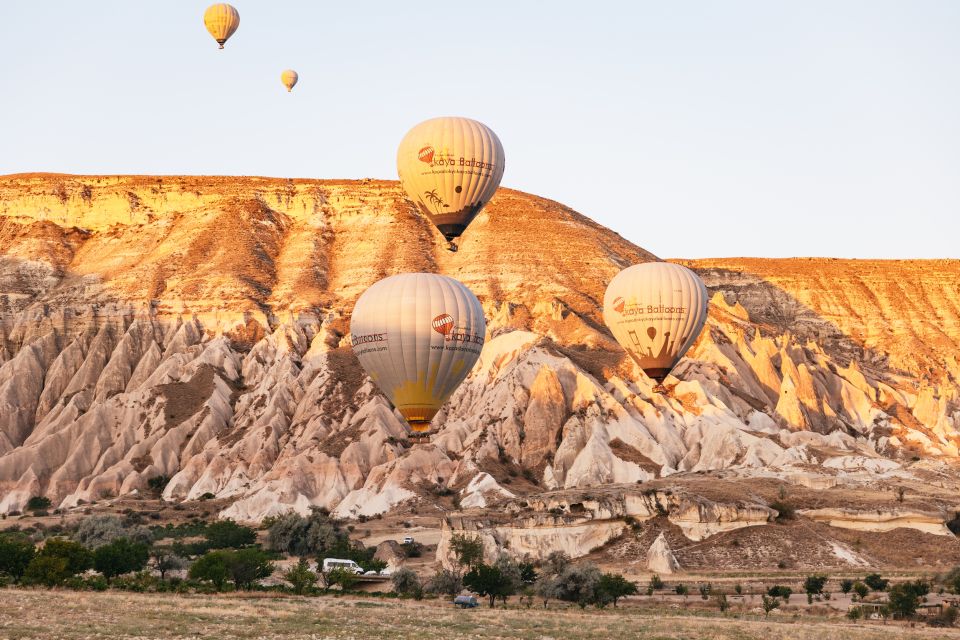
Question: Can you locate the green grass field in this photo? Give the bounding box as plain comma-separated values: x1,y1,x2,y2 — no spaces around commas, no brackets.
2,589,959,640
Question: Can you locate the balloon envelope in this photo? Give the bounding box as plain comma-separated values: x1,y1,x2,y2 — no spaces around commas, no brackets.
397,117,505,241
351,273,486,433
204,3,240,49
603,262,708,382
281,69,299,92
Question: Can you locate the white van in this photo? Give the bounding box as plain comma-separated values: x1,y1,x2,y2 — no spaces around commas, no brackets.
321,558,365,575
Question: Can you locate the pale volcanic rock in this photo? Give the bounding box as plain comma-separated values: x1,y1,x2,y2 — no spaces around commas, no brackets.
0,175,959,529
799,507,954,536
646,532,681,574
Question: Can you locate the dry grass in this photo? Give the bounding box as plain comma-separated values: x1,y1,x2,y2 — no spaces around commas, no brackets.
1,589,959,640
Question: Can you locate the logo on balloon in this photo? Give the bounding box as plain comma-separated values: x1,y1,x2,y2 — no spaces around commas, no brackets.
432,313,455,335
613,297,625,313
418,146,435,164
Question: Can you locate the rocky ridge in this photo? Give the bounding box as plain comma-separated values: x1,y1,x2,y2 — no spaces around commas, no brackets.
0,174,959,569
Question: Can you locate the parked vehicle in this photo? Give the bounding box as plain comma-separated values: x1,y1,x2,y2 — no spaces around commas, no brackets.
454,595,479,608
321,558,364,575
402,536,415,544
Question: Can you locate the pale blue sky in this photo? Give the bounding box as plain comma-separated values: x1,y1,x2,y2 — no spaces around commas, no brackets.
1,1,957,258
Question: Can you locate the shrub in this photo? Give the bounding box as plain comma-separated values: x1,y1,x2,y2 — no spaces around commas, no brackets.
26,496,52,512
224,548,273,590
864,573,889,591
762,595,780,616
425,568,463,596
94,538,149,582
847,606,863,620
325,566,358,591
556,562,602,609
699,583,712,600
840,579,854,594
392,567,423,598
930,605,959,628
147,476,170,493
284,558,317,595
189,551,229,590
23,555,71,587
0,533,36,582
769,501,795,521
853,582,869,600
266,509,349,558
75,515,152,549
204,520,256,549
768,585,792,601
804,574,828,601
649,574,664,590
675,583,689,597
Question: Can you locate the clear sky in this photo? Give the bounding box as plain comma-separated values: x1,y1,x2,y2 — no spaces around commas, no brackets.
0,1,957,259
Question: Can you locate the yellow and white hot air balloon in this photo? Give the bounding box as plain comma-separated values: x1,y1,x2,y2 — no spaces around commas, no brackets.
351,273,486,435
203,3,240,49
603,262,708,385
280,69,299,92
397,117,505,248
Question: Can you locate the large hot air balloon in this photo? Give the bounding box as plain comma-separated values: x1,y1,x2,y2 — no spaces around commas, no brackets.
203,3,240,49
603,262,708,385
397,117,505,249
351,273,486,435
281,69,299,92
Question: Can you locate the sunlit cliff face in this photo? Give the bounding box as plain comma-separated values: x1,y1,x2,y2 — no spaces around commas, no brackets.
0,174,958,527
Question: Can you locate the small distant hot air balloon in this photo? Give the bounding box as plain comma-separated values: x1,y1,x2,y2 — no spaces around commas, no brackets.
351,273,486,436
603,262,708,386
397,117,505,250
281,69,299,92
203,3,240,49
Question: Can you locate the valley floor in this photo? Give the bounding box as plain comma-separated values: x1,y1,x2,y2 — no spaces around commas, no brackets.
1,589,959,640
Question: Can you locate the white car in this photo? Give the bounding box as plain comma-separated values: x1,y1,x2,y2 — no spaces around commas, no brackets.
402,536,415,544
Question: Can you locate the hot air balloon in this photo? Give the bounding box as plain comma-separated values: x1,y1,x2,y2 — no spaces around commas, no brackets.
203,3,240,49
351,273,486,436
397,117,505,250
280,69,299,92
603,262,708,386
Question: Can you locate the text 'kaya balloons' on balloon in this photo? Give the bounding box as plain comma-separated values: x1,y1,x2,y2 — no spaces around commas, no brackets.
397,117,505,243
203,3,240,49
281,69,299,92
603,262,708,383
350,273,486,434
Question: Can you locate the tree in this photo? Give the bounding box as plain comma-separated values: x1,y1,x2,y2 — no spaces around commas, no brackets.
888,582,920,618
23,556,70,587
556,563,602,609
325,566,358,591
534,575,561,608
0,534,35,583
205,520,256,549
761,595,780,617
944,566,960,594
768,585,792,602
699,583,712,600
734,583,743,596
93,538,149,582
391,567,422,597
35,538,92,575
449,533,484,570
542,551,570,577
464,563,515,608
225,548,273,589
864,573,889,591
804,574,828,603
596,573,637,608
149,547,187,580
426,568,463,596
649,574,664,591
26,496,52,512
714,591,730,612
675,584,689,598
189,551,230,590
840,579,854,594
284,558,318,595
853,582,869,600
266,509,348,557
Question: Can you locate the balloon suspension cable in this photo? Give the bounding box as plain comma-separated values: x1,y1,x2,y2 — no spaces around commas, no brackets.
217,41,225,49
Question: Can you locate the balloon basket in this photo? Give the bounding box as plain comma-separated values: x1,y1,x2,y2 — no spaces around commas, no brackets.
652,383,667,394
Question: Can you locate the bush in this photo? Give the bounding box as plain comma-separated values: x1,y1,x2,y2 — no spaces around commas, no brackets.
23,555,71,587
325,566,358,591
189,551,230,590
649,574,664,590
930,605,959,628
204,520,256,549
425,568,463,596
853,582,869,600
0,533,36,582
26,496,52,512
769,501,795,521
392,567,423,598
840,579,854,594
556,562,602,609
94,538,149,582
864,573,889,591
804,574,828,600
75,515,152,549
888,580,930,618
768,585,792,601
147,476,170,493
225,548,274,590
284,558,317,595
675,583,689,597
267,509,350,558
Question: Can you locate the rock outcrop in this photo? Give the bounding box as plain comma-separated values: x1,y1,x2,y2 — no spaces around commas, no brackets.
0,174,958,535
647,533,680,574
